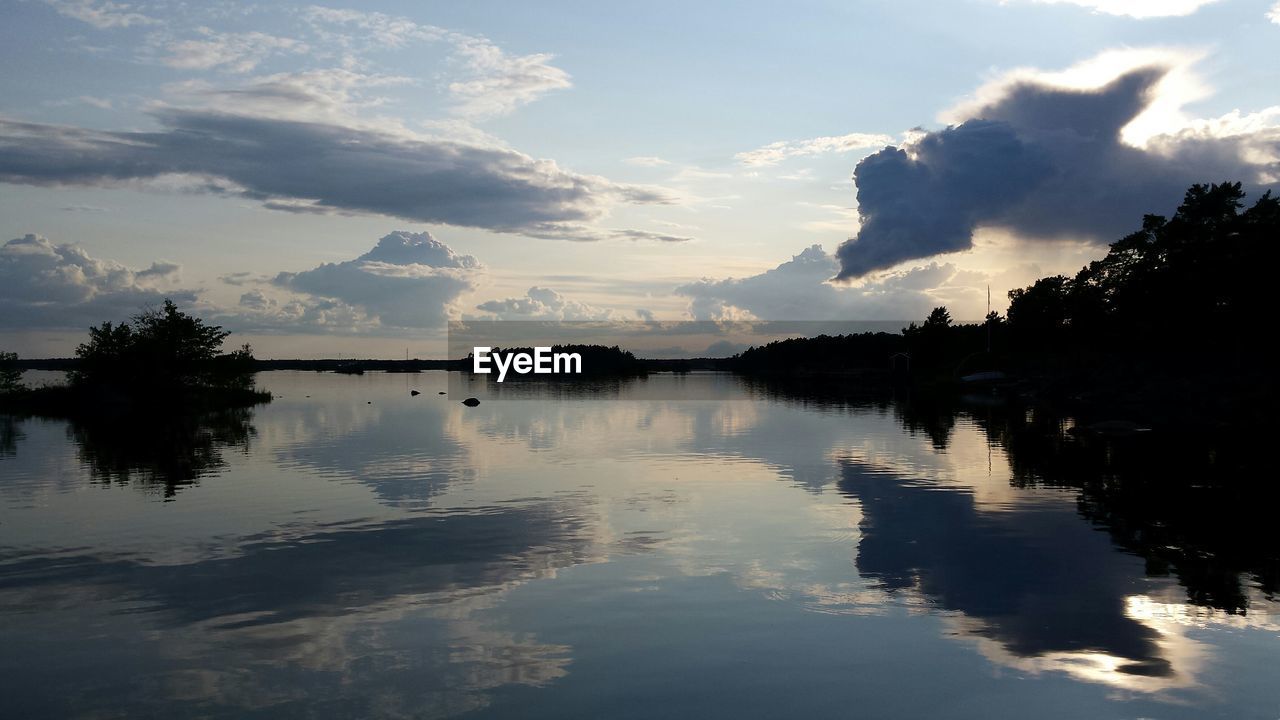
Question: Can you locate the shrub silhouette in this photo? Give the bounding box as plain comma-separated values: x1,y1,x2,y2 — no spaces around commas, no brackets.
0,350,20,394
73,299,255,391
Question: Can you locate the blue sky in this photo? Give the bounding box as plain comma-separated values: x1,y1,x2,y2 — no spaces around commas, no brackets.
1,0,1277,357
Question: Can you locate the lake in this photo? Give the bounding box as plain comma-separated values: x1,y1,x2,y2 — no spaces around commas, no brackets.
1,370,1277,719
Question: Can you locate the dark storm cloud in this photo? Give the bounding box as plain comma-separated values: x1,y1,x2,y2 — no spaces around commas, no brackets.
0,110,669,238
835,66,1280,279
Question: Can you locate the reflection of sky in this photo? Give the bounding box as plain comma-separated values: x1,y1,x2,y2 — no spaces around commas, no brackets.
1,371,1278,718
267,374,475,509
0,505,591,716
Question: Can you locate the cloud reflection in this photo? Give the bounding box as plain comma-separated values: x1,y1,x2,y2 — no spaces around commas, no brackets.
0,499,597,716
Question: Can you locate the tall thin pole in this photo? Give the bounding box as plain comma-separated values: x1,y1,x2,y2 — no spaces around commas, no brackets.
986,284,991,354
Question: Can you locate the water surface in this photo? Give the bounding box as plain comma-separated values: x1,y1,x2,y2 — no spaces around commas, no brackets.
1,371,1276,718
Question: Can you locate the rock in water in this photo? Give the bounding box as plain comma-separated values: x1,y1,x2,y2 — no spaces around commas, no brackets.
438,391,446,395
461,397,481,407
410,390,421,396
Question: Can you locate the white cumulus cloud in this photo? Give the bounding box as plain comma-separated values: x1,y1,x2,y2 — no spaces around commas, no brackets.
271,231,481,329
676,244,986,321
474,286,623,321
0,233,191,329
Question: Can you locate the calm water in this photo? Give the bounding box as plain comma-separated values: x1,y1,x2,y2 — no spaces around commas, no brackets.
1,371,1277,719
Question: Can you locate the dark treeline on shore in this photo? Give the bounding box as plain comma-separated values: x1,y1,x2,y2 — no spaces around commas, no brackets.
1005,181,1276,354
731,182,1280,427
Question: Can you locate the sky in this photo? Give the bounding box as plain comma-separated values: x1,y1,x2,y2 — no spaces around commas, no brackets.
1,0,1278,358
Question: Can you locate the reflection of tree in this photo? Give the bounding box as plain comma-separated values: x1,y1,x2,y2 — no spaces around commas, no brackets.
1000,417,1279,612
735,374,894,409
735,376,969,451
899,399,1280,613
67,406,256,498
891,393,959,450
0,414,21,457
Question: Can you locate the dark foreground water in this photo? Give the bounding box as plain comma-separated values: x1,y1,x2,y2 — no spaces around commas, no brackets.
1,371,1277,719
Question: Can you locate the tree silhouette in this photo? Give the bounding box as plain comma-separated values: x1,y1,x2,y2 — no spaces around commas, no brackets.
0,350,21,393
923,306,952,328
1006,182,1280,353
73,299,253,391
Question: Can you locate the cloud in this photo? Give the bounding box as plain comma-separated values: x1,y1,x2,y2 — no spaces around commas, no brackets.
237,288,273,311
77,95,113,109
271,231,480,329
703,340,748,358
446,38,572,119
676,244,983,321
611,229,693,243
678,245,843,320
223,291,374,334
0,110,670,239
624,157,671,167
44,0,157,29
136,260,180,279
0,233,192,329
835,52,1280,279
303,6,448,48
162,29,309,73
218,271,256,286
304,7,571,119
1270,1,1280,23
161,69,415,126
735,132,895,167
1001,0,1221,18
474,286,622,321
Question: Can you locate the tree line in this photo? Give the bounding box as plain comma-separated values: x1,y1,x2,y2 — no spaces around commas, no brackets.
735,181,1278,383
1004,181,1277,354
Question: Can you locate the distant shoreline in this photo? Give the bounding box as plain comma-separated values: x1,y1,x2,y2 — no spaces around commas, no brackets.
16,357,739,372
